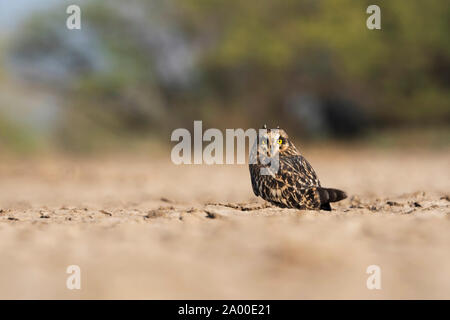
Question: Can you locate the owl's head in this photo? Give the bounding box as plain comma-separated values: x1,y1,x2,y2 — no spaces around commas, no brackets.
257,125,299,158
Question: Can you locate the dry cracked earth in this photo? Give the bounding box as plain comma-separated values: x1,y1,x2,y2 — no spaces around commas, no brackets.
0,147,449,299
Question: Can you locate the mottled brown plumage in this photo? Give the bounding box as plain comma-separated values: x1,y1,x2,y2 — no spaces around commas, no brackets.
249,126,347,210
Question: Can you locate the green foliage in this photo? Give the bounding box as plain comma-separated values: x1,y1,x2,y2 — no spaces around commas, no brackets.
0,115,40,153
3,0,449,152
179,0,449,125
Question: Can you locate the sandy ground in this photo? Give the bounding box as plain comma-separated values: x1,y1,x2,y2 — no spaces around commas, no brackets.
0,147,449,299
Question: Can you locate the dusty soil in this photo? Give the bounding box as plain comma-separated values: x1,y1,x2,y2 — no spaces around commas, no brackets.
0,147,449,299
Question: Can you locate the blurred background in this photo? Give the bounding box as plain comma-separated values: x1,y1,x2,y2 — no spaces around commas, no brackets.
0,0,448,155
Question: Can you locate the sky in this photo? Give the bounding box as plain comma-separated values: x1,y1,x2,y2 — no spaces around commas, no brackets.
0,0,82,36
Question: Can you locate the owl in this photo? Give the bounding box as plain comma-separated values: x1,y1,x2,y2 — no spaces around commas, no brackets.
249,125,347,210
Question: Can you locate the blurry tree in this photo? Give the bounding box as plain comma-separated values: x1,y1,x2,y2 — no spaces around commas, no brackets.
4,0,449,151
177,0,449,131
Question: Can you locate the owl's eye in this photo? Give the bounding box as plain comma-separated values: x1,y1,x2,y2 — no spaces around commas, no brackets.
277,139,283,145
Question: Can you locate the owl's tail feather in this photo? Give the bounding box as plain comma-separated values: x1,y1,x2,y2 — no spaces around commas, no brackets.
316,187,347,211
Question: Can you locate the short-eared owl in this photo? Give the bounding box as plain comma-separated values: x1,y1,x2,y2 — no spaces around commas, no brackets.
249,125,347,211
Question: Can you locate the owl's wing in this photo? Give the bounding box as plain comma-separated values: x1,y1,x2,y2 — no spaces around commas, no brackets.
257,155,321,209
249,164,260,196
276,155,321,188
253,155,344,210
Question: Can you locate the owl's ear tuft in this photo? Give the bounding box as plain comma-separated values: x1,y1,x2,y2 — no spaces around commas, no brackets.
276,125,280,129
262,124,267,129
